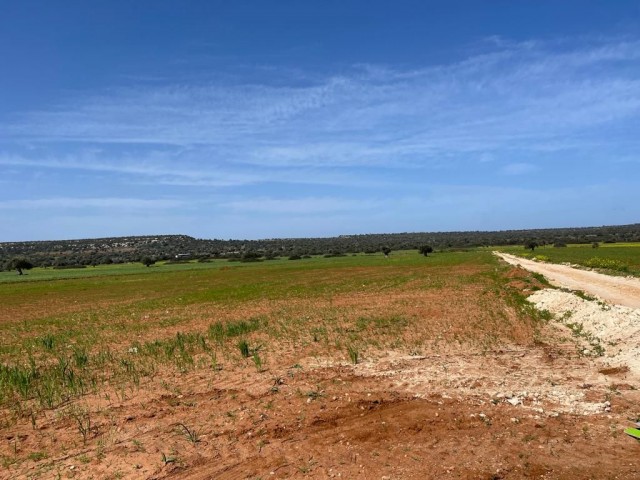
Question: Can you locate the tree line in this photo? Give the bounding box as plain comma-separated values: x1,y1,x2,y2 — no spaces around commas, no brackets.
2,224,640,271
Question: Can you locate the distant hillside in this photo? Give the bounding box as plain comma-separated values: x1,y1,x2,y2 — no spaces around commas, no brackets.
2,224,640,269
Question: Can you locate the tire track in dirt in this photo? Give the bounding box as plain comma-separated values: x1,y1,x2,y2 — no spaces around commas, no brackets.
495,252,640,308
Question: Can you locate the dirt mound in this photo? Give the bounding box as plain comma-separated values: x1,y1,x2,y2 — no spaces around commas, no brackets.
529,288,640,376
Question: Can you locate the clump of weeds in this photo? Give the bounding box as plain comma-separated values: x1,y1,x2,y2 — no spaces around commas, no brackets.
252,351,263,372
176,423,200,445
238,340,251,358
347,345,360,364
66,405,96,445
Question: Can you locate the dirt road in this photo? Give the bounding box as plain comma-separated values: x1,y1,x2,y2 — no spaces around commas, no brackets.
495,252,640,308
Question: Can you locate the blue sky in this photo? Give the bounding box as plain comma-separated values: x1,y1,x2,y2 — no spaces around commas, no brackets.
1,1,639,241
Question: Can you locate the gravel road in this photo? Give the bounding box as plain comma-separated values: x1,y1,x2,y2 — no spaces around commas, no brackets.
495,252,640,309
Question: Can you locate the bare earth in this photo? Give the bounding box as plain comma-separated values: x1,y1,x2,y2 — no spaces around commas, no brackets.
495,252,640,309
3,261,640,479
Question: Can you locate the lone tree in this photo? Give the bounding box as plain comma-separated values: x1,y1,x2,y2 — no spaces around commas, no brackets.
525,241,538,251
7,257,34,275
381,246,391,258
141,256,156,267
419,245,434,257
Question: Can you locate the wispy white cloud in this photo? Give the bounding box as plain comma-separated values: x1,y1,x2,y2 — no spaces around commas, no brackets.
203,181,639,239
0,152,387,188
1,35,639,240
501,163,537,175
223,196,382,214
2,36,638,172
0,197,185,210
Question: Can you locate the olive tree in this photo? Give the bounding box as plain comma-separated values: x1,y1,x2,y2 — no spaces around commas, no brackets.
7,257,34,275
141,256,156,267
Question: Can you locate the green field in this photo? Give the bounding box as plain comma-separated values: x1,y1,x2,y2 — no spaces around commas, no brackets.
493,243,640,277
0,250,546,416
0,258,247,284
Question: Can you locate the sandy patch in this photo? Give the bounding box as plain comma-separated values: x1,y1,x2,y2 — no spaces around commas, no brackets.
529,288,640,376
